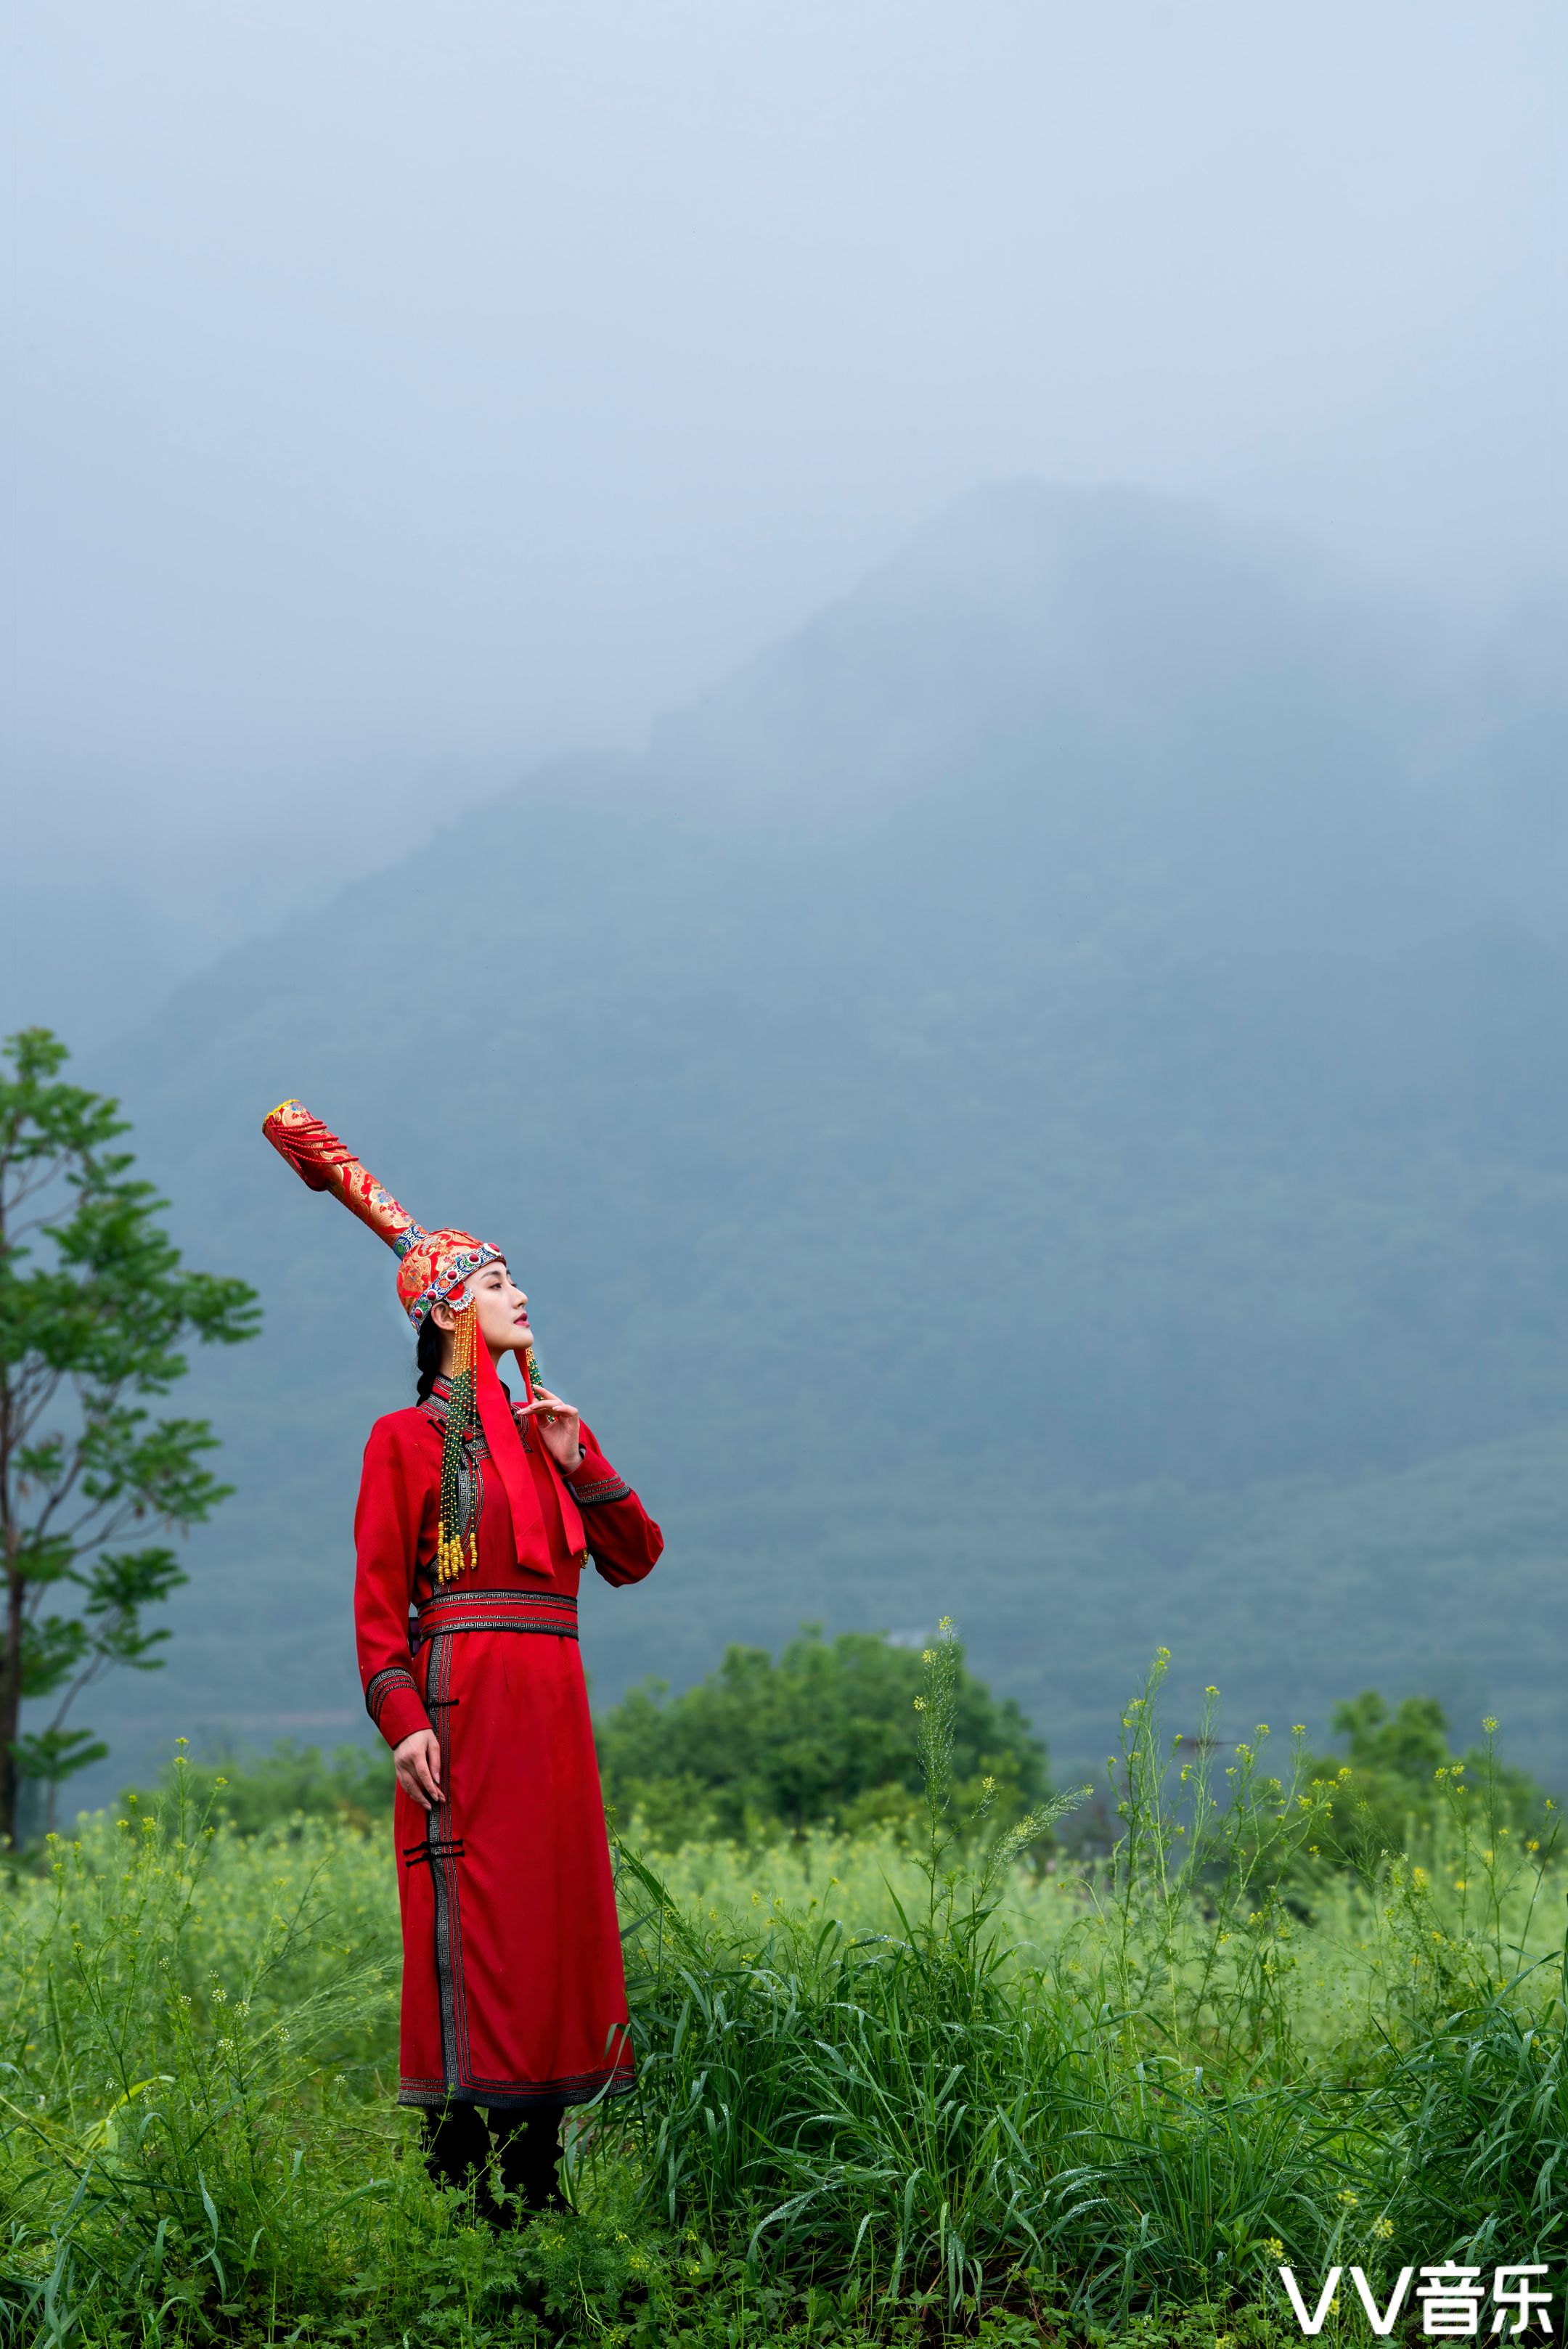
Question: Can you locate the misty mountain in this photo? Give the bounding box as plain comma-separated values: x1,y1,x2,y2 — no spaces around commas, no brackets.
59,483,1568,1799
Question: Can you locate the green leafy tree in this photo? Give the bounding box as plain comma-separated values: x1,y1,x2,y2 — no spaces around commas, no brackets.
1307,1688,1549,1863
0,1029,260,1843
595,1622,1051,1843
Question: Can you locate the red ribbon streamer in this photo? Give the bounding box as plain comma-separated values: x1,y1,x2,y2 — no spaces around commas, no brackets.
473,1339,586,1573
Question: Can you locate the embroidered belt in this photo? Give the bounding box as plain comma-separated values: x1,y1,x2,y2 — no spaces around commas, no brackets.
413,1588,579,1643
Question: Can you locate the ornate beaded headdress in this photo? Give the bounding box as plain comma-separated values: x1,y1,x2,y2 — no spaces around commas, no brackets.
261,1099,546,1584
261,1098,503,1330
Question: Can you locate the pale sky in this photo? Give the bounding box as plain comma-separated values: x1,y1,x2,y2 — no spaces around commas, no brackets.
4,0,1564,1015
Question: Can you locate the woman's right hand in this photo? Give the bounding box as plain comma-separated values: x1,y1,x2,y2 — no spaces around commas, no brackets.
393,1728,444,1810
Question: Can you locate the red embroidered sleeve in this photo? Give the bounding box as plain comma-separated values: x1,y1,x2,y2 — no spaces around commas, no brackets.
354,1415,435,1749
567,1420,663,1588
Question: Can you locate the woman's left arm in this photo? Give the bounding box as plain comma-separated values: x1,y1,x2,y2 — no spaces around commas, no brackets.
520,1389,663,1585
574,1445,663,1582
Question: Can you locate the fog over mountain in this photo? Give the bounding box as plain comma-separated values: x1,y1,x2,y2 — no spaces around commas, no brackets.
6,3,1562,1057
47,484,1568,1807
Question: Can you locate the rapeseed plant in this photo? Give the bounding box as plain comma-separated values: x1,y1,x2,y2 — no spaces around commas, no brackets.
613,1639,1567,2327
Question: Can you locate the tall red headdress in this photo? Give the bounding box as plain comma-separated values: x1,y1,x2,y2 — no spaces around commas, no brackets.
262,1099,554,1584
261,1098,505,1331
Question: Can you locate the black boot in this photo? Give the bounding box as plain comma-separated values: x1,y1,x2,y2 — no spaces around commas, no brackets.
490,2106,568,2217
421,2101,505,2223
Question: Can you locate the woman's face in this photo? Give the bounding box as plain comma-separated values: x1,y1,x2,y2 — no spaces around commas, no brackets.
435,1259,531,1362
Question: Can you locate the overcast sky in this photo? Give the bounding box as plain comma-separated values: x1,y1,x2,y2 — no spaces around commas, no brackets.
4,0,1564,1014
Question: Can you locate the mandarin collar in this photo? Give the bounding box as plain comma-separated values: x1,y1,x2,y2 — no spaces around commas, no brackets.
425,1372,515,1410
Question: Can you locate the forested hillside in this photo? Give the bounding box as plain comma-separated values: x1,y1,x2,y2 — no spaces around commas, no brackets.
66,483,1568,1795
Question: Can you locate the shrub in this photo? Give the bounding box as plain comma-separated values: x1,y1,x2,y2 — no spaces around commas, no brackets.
1304,1690,1551,1868
131,1736,396,1838
596,1623,1050,1843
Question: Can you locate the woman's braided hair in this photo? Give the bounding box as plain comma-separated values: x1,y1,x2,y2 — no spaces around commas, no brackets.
415,1291,547,1583
415,1313,444,1402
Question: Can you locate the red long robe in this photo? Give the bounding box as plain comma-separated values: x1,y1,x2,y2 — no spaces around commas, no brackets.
353,1373,662,2108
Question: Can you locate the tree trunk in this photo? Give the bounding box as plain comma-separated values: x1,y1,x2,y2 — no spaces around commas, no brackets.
0,1557,21,1849
1,1341,17,1847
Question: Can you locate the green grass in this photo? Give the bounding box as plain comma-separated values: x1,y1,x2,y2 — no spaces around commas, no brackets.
1,1646,1563,2345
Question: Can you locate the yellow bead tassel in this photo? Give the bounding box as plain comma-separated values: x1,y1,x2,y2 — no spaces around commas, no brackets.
436,1298,481,1585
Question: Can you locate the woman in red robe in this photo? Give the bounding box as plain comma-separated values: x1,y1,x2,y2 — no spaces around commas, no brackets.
261,1100,662,2216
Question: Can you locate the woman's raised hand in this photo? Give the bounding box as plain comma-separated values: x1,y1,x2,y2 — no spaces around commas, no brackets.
518,1386,585,1476
393,1728,443,1811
